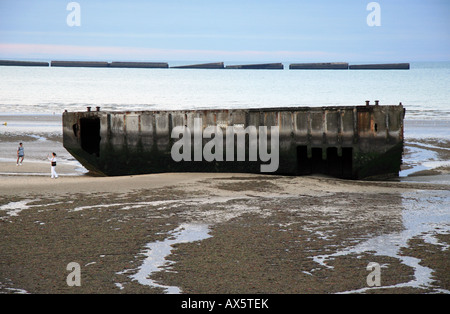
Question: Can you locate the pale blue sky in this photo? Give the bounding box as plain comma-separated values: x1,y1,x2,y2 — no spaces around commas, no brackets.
0,0,449,62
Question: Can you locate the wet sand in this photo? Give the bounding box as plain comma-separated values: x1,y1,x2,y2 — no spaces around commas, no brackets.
1,170,449,294
1,117,449,294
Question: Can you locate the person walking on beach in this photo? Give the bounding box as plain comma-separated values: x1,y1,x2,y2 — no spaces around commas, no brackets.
16,142,24,166
48,152,58,179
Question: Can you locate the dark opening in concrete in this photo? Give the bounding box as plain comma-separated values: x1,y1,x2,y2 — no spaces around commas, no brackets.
296,145,311,175
342,147,353,178
297,146,353,178
327,147,342,177
80,118,101,157
311,148,326,174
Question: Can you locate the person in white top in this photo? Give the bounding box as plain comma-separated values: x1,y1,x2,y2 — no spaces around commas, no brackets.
48,152,58,179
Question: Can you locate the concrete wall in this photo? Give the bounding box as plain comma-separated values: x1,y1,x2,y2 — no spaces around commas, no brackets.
290,63,349,70
349,63,410,70
226,63,284,70
0,60,49,67
110,62,169,68
63,104,405,179
51,61,109,67
171,62,224,69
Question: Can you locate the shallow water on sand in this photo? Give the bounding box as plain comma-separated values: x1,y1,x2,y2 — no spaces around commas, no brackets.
313,190,450,293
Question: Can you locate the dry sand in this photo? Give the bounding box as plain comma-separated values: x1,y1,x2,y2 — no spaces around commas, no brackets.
1,166,449,294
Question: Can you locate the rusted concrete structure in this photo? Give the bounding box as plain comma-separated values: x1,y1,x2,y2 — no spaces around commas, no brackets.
63,103,405,179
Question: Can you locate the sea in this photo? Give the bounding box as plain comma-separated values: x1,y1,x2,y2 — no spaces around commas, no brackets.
0,61,449,180
0,61,449,117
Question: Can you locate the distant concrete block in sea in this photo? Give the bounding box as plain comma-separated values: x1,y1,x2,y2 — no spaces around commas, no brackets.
289,62,349,70
51,61,109,68
0,60,49,67
171,62,225,69
349,63,410,70
110,61,169,68
226,63,284,70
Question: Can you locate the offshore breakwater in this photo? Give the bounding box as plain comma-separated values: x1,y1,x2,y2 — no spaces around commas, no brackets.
0,59,410,70
170,62,224,69
349,63,410,70
290,62,349,70
0,60,49,67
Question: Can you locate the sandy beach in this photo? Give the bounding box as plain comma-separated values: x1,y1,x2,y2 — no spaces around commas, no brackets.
1,169,449,294
1,116,449,294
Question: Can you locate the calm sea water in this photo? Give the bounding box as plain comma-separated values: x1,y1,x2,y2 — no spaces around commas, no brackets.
0,62,449,119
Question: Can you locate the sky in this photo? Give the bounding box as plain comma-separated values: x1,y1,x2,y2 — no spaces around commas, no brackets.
0,0,449,62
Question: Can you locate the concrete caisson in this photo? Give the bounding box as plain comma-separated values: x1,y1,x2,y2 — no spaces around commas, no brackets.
63,103,405,179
